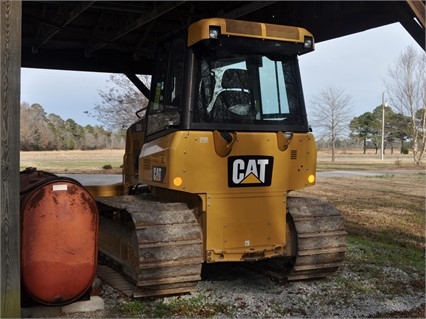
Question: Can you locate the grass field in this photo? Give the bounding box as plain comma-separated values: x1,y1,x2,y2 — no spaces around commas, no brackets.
20,148,421,173
317,148,420,171
293,171,425,259
20,149,125,173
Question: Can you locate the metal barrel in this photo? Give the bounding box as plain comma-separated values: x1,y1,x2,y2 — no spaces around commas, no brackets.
20,168,98,306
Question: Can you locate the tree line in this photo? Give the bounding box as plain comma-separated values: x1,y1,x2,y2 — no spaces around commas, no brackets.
349,105,412,155
20,102,125,151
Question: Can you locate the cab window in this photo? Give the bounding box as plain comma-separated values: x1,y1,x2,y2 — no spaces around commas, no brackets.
193,53,305,127
146,38,185,136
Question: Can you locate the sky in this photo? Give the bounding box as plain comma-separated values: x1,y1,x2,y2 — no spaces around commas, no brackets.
299,22,421,118
20,22,421,127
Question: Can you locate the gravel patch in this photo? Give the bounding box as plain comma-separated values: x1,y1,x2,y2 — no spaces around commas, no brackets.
61,258,424,318
193,263,424,318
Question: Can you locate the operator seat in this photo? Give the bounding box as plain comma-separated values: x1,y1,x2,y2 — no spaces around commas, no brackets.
211,68,253,121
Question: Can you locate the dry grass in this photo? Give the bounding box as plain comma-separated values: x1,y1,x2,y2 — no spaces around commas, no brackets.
20,149,125,173
20,148,423,173
317,148,422,171
293,172,425,250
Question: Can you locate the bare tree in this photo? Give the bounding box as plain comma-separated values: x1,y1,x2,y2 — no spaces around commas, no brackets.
385,45,426,166
20,102,55,150
309,87,353,161
88,74,151,131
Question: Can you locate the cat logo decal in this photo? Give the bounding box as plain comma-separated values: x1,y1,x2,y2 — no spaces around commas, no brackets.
228,156,273,187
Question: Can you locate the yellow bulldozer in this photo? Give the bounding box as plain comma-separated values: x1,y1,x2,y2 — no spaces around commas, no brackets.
87,18,347,298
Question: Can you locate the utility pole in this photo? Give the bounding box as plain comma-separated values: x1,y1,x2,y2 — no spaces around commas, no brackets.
381,93,387,161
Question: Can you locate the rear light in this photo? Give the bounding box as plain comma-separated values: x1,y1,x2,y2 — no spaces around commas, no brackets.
209,26,220,39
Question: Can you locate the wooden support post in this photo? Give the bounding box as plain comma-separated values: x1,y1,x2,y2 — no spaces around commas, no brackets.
1,1,22,317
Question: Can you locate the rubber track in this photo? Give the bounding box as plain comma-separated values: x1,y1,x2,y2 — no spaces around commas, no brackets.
96,195,203,298
286,196,347,281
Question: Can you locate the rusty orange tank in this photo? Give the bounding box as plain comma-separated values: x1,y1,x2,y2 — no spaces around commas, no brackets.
20,169,98,306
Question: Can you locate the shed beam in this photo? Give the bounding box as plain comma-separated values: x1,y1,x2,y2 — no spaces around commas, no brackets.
86,1,186,56
406,0,425,28
32,1,95,52
398,1,425,49
222,1,277,19
125,72,150,98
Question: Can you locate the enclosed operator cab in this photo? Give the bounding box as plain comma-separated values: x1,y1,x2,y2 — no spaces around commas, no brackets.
144,18,314,137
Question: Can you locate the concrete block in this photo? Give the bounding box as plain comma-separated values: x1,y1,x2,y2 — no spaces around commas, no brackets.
61,296,105,314
21,305,62,318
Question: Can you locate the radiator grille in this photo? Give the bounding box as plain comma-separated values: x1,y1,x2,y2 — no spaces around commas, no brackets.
143,159,151,170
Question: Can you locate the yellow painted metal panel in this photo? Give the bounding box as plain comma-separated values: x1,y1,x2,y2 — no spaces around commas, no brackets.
140,130,317,261
141,131,316,194
84,184,126,198
187,18,313,47
204,193,287,262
